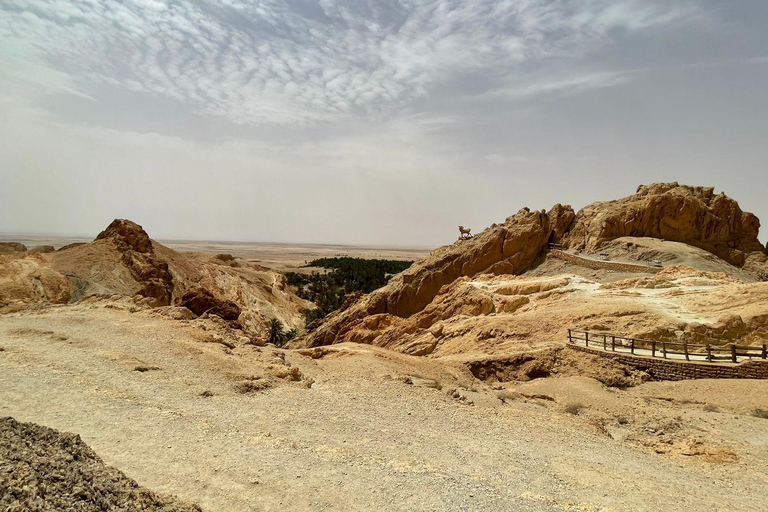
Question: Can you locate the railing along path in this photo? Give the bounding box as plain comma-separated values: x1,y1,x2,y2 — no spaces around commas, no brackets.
568,329,768,364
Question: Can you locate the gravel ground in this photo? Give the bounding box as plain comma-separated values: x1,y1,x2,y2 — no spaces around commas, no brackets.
1,305,767,511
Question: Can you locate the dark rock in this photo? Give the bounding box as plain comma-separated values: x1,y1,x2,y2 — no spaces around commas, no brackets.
28,245,55,253
0,242,27,254
96,219,152,253
178,289,241,320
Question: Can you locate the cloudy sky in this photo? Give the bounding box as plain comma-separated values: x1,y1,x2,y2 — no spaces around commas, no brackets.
1,0,766,246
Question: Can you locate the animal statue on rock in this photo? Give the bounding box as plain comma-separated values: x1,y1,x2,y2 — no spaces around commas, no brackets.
458,226,473,240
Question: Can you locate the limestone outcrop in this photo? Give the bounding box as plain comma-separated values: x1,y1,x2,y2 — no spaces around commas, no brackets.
562,183,764,266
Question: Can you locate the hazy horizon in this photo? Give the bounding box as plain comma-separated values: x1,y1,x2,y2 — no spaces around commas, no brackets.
2,1,767,246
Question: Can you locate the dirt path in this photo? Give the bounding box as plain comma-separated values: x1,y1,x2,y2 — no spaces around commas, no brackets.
1,306,766,511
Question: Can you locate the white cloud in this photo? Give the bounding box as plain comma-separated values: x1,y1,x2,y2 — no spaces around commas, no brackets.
0,0,696,125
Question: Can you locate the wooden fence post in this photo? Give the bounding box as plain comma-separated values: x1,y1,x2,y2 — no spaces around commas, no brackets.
611,336,615,352
706,344,712,362
762,344,767,359
585,332,589,347
630,338,635,355
568,329,572,344
662,341,667,359
684,342,689,361
730,344,737,363
651,341,656,358
603,334,607,350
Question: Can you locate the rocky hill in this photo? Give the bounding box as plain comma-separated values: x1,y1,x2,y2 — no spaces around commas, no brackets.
561,183,765,266
0,220,311,339
300,183,768,361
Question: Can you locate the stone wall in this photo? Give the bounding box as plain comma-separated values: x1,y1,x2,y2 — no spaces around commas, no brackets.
567,343,768,381
550,250,660,274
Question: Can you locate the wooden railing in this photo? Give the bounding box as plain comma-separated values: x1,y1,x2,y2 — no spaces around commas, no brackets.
568,329,768,364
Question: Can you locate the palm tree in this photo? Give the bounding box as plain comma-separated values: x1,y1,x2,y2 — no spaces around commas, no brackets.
268,318,285,346
285,328,299,341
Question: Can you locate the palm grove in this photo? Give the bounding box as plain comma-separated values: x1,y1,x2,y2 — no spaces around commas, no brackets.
285,257,413,327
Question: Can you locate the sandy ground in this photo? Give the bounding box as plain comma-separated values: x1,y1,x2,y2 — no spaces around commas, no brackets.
0,235,431,272
2,305,767,512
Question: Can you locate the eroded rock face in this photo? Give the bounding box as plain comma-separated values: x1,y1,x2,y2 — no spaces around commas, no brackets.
562,183,764,266
303,206,574,348
95,219,174,306
0,254,71,308
547,203,576,244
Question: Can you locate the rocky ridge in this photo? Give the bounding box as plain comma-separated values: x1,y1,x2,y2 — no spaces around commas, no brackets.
301,183,768,360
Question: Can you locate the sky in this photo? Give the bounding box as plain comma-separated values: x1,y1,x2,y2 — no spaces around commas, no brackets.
1,0,767,247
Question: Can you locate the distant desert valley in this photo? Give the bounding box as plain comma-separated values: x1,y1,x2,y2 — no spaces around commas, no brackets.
2,183,768,511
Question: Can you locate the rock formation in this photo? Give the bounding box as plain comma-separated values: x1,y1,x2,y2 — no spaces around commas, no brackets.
0,220,311,337
0,242,27,254
303,206,575,348
0,253,71,308
562,183,765,266
27,245,56,254
301,183,768,355
94,219,174,306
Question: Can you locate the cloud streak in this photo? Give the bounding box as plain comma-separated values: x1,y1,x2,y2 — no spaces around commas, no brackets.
0,0,695,125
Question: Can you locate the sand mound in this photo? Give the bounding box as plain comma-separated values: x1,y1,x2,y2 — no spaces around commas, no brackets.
0,417,201,511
